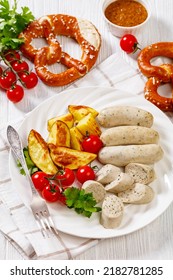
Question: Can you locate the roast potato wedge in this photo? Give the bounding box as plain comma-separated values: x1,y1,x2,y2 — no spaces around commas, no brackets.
47,120,71,147
76,113,101,136
47,112,74,131
68,105,98,121
70,127,84,151
48,143,97,169
28,129,58,174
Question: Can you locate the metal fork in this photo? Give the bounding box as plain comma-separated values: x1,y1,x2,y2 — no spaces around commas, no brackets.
7,125,59,238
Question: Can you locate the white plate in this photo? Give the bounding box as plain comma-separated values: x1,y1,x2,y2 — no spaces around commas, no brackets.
9,86,173,239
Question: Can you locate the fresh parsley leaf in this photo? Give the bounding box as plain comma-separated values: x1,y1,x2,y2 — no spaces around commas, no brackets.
64,187,101,218
0,0,34,52
0,0,10,19
17,159,25,175
21,6,34,23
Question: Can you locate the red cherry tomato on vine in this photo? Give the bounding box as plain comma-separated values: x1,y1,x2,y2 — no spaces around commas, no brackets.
11,60,29,73
19,72,38,89
120,34,139,53
6,84,24,103
82,135,103,154
42,184,61,203
76,165,96,184
31,171,50,192
54,168,75,188
0,71,16,89
58,193,67,205
4,50,20,63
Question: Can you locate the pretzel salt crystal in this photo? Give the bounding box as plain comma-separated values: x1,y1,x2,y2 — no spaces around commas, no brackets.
19,14,101,86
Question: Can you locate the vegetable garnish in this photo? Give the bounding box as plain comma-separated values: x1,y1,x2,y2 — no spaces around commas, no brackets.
64,187,101,218
120,34,140,54
17,147,38,175
0,0,34,52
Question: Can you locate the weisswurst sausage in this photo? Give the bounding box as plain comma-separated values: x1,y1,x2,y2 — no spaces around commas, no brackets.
100,126,159,146
118,183,154,204
97,106,153,128
98,144,164,166
125,163,156,184
100,194,124,229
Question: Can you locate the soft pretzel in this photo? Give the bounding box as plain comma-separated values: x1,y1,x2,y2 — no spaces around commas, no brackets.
137,42,173,111
19,14,101,86
144,76,173,111
138,42,173,82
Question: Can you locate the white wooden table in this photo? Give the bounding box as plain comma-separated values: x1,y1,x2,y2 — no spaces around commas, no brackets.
0,0,173,260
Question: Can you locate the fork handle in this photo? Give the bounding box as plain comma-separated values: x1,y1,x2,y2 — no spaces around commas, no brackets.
7,125,38,196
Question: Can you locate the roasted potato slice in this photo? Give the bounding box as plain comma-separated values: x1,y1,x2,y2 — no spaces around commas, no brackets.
68,105,98,121
70,127,84,151
28,129,58,174
48,143,97,170
47,120,71,147
76,113,101,136
47,112,74,131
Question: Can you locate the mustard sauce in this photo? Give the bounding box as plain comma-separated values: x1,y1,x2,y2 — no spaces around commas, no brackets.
105,0,148,27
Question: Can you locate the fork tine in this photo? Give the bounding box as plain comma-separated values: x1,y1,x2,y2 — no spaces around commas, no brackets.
35,212,50,238
48,216,59,236
42,210,59,236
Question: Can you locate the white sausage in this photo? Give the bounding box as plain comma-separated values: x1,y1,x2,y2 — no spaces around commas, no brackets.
125,163,156,184
82,180,106,203
97,106,153,128
100,194,124,229
100,126,159,146
96,164,121,184
98,144,164,166
105,172,134,193
118,183,154,204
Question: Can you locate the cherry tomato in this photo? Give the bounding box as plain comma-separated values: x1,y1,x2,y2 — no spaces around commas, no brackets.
0,67,2,75
54,168,75,188
0,71,16,89
19,72,38,89
31,171,50,192
120,34,139,53
76,165,96,184
42,184,61,203
11,60,29,73
58,193,67,205
4,50,20,63
82,135,103,154
6,84,24,103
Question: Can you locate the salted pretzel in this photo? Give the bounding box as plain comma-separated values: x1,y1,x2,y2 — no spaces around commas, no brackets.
19,14,101,86
138,42,173,82
138,42,173,111
144,76,173,111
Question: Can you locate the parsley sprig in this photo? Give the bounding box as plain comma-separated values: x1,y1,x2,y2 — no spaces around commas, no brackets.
0,0,34,52
64,187,101,218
